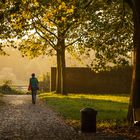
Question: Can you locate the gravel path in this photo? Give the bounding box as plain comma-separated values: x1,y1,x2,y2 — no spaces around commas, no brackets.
0,95,128,140
0,95,80,140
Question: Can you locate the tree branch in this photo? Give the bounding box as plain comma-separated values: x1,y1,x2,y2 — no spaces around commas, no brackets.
48,18,58,26
65,37,81,48
36,16,58,39
63,22,74,36
31,16,57,49
84,0,93,9
34,26,57,50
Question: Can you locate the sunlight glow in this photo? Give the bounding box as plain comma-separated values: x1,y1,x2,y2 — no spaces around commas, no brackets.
39,93,129,103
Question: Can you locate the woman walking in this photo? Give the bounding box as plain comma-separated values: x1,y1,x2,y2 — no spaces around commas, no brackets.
28,73,39,104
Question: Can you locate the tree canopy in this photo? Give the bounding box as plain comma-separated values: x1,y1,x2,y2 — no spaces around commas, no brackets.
69,0,133,71
0,0,133,68
0,0,134,93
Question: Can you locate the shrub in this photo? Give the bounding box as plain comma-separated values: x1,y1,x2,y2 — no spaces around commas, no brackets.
0,80,24,95
39,73,50,92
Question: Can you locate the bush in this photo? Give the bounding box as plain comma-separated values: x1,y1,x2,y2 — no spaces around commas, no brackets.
0,80,24,95
39,73,50,92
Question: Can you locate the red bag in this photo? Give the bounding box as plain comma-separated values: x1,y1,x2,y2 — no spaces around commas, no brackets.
28,85,31,91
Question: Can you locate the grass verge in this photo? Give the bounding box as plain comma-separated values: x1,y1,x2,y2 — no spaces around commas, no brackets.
39,93,129,129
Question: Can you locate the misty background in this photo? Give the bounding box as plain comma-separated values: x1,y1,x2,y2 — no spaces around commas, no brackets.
0,48,83,85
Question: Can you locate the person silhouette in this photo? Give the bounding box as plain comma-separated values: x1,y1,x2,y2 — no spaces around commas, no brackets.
28,73,39,104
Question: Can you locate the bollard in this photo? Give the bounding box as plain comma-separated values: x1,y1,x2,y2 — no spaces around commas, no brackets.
80,108,97,133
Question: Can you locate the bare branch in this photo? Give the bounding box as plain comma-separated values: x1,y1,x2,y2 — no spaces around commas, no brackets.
31,17,57,50
48,18,58,26
63,23,74,36
37,26,56,46
34,26,57,50
84,0,93,9
65,37,81,48
36,16,58,39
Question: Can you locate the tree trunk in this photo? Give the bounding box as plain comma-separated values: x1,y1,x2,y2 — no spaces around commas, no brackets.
127,49,136,123
127,0,140,122
61,48,66,95
55,29,67,95
56,50,61,93
55,48,66,94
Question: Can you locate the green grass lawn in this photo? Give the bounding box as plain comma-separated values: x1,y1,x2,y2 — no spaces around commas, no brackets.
39,93,129,122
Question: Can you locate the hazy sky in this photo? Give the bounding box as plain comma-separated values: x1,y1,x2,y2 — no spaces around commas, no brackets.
0,48,57,84
0,48,83,85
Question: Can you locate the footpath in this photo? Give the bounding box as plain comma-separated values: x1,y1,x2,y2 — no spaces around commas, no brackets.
0,95,129,140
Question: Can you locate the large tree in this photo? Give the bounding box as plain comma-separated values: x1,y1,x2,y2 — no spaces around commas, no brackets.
70,0,133,71
1,0,135,96
126,0,140,122
1,0,89,94
2,0,111,94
